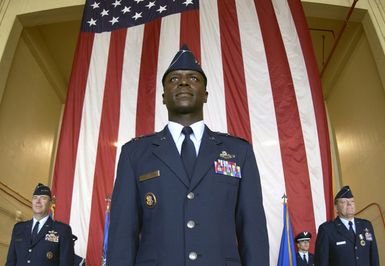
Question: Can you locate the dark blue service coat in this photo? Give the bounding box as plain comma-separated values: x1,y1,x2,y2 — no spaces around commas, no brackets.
296,252,314,266
107,126,269,266
314,217,379,266
6,216,74,266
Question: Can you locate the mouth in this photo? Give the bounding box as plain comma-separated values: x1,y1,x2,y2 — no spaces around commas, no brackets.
175,91,193,97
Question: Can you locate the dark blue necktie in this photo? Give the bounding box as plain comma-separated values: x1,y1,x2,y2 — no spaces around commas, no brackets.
32,221,39,242
349,221,355,240
181,126,196,179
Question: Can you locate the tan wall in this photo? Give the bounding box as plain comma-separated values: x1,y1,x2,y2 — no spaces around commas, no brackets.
0,35,63,264
326,32,385,264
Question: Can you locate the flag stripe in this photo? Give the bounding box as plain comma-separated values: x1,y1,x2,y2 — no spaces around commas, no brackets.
200,0,227,132
253,0,317,239
52,32,94,224
115,24,145,172
135,20,161,136
155,14,181,131
236,0,286,263
272,0,326,241
287,0,333,221
217,0,252,143
273,0,326,235
69,32,111,258
86,29,126,265
180,10,201,61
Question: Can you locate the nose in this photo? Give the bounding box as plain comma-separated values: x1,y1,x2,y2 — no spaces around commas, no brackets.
178,75,189,86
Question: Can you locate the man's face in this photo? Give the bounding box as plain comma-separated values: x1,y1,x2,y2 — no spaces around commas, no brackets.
297,240,310,252
162,70,208,116
32,195,51,217
335,197,355,219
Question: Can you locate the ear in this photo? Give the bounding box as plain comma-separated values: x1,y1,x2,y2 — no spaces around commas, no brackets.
203,91,208,103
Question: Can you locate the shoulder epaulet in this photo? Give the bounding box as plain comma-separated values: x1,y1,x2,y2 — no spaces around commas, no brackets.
214,132,249,143
128,132,157,143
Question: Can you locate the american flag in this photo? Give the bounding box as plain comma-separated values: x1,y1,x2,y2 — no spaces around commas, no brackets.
52,0,332,264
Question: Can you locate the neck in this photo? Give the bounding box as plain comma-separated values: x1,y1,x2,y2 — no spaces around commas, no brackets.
339,215,354,221
34,214,48,221
169,113,203,126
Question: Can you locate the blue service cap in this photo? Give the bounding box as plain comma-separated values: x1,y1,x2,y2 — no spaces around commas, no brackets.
33,183,52,198
162,44,207,86
295,231,312,242
334,185,354,200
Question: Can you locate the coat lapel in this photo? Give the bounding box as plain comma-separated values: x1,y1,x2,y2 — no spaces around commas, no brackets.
24,220,33,245
31,216,53,246
334,217,355,243
190,127,222,190
152,127,190,188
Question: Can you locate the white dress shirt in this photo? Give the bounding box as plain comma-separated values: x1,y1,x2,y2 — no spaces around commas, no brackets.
32,215,49,233
167,120,205,155
339,217,356,232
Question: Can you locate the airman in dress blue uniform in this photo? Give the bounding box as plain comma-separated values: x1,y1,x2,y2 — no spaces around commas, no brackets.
6,183,74,266
106,45,269,265
295,231,314,266
314,186,379,266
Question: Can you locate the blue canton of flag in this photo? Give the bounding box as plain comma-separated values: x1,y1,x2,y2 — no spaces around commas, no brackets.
278,195,297,266
82,0,199,32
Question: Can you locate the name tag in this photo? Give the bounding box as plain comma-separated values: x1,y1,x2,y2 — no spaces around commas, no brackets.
139,170,160,182
336,241,346,245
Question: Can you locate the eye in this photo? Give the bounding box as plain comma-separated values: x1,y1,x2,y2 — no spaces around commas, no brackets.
170,76,179,83
190,76,198,82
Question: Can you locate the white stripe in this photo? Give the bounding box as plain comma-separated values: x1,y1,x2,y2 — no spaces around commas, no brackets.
236,0,286,264
70,32,111,257
200,0,227,132
272,0,327,229
114,24,145,179
155,14,181,131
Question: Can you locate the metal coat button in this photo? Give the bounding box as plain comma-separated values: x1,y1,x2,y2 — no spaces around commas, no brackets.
187,220,196,228
189,252,198,260
187,192,195,200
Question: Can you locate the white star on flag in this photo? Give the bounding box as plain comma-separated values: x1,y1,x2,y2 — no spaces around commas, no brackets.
157,5,167,13
90,2,100,9
182,0,193,6
132,12,142,20
146,1,156,9
134,0,144,3
121,6,131,14
86,18,97,26
109,17,119,25
112,0,121,8
100,9,109,17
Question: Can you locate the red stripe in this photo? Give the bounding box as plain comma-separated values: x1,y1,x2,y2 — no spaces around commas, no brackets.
180,10,201,61
217,0,252,143
51,32,94,223
135,20,161,136
288,0,333,222
86,29,127,265
253,0,317,237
